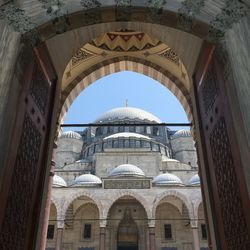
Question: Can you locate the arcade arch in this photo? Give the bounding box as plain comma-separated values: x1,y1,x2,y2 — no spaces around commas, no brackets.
152,190,193,220
61,191,103,219
106,196,148,250
104,191,151,221
59,57,193,123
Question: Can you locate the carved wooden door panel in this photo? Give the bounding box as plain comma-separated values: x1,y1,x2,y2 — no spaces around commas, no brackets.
194,44,250,249
0,44,57,249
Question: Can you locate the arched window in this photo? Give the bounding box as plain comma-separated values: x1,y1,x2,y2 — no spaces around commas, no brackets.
129,126,135,132
135,140,141,148
113,140,118,148
130,139,135,148
124,140,130,148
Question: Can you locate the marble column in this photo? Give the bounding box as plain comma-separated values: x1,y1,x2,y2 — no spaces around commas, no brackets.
148,227,156,250
191,220,200,250
40,143,57,250
55,228,64,250
99,227,106,250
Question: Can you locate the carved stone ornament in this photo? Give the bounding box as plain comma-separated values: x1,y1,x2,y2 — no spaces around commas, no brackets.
115,0,131,7
0,3,35,33
210,0,249,32
39,0,65,16
80,0,101,9
104,179,151,189
179,0,204,16
208,0,250,42
146,0,166,22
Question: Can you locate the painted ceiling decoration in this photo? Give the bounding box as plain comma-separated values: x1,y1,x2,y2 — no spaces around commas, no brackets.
160,48,179,65
70,31,181,70
72,49,94,66
89,31,161,52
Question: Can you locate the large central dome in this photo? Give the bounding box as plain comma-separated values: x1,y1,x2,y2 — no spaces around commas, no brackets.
95,107,161,123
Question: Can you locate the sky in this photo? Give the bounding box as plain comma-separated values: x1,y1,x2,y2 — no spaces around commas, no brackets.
63,71,189,132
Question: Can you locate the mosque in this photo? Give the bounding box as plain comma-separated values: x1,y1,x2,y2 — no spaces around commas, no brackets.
47,107,208,250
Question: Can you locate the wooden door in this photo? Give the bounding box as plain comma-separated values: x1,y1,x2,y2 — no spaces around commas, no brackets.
0,43,58,249
193,43,250,249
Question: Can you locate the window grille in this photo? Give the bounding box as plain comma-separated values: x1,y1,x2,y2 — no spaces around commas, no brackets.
164,224,172,239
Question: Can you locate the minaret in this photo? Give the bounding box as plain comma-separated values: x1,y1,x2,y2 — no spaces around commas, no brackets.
125,99,128,107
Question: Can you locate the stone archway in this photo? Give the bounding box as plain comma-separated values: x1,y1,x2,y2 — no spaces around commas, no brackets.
104,190,151,221
0,3,250,250
152,190,193,221
62,190,104,220
106,193,149,250
59,57,193,123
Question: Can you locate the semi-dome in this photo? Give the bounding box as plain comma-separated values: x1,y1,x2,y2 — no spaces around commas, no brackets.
53,175,67,187
188,174,200,186
172,129,191,139
60,131,82,140
104,132,151,140
109,164,145,177
72,174,102,186
95,107,161,123
153,173,183,186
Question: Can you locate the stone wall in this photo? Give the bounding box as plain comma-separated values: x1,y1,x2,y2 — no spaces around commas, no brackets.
171,137,198,168
0,20,20,180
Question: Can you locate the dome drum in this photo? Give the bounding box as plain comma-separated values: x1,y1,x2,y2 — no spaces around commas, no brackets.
82,133,170,158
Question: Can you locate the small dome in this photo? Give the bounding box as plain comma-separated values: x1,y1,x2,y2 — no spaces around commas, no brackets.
104,132,151,140
172,129,191,139
188,174,200,186
73,174,102,186
95,107,161,123
60,131,82,140
153,173,183,186
53,175,67,187
109,164,145,177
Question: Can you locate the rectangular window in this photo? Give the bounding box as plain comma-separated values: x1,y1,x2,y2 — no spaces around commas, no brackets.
201,224,207,239
146,126,151,134
47,225,55,239
164,224,172,239
129,126,135,132
83,224,92,239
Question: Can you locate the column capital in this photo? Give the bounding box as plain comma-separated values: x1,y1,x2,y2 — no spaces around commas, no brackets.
148,219,155,228
190,219,198,228
57,220,65,229
99,219,107,228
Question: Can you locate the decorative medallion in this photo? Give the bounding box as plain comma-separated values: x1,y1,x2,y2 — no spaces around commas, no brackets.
72,49,94,66
159,48,180,65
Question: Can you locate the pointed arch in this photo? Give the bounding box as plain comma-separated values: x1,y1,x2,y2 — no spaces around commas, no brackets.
61,190,104,220
152,190,193,219
103,190,151,220
59,57,193,123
